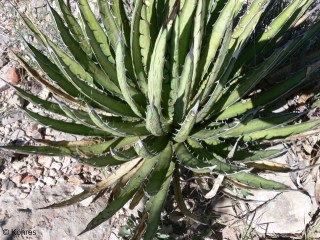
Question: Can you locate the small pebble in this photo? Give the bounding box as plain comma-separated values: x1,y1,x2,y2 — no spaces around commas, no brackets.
52,156,62,162
34,180,45,188
43,176,56,186
68,175,83,185
7,95,25,107
61,157,72,170
48,169,57,177
0,58,6,68
71,164,82,175
21,188,31,193
21,183,31,189
11,174,23,184
51,162,62,171
32,130,44,139
80,196,94,207
0,66,21,85
37,156,52,168
11,161,25,171
9,68,21,85
32,167,44,177
21,175,37,184
9,128,26,141
82,165,93,172
20,192,29,199
57,177,67,183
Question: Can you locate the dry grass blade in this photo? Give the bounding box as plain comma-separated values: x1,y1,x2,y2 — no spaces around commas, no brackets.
41,157,143,209
205,174,224,199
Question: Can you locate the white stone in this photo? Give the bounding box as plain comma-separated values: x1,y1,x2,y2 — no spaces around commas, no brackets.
1,111,23,126
38,156,53,168
34,180,45,188
51,162,62,171
70,186,93,207
43,176,56,186
11,161,25,171
9,129,26,141
79,196,94,207
48,169,57,177
61,157,71,170
0,77,9,92
0,64,12,92
72,186,84,195
247,191,312,234
7,94,25,107
57,177,66,184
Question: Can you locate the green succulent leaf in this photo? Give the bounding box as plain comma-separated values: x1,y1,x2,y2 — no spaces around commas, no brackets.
143,161,174,239
178,0,197,67
174,142,242,174
25,109,110,137
78,0,114,61
81,155,159,234
173,48,194,124
227,172,290,190
197,0,238,81
87,105,149,137
12,85,66,117
0,145,76,156
216,64,320,120
49,4,122,97
145,142,173,194
34,137,139,156
116,32,145,118
15,51,84,105
168,15,180,119
148,27,168,113
174,101,199,143
146,103,164,136
242,119,320,141
134,135,169,158
112,0,131,44
56,0,93,57
98,0,120,50
131,0,148,96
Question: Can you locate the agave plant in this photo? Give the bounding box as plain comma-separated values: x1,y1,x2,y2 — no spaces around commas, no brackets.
2,0,320,238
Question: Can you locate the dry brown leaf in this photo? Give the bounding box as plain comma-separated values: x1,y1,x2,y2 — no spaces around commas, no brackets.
129,186,145,210
132,211,148,240
35,138,104,147
244,160,291,172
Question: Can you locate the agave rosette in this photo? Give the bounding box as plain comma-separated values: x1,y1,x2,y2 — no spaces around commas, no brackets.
2,0,320,237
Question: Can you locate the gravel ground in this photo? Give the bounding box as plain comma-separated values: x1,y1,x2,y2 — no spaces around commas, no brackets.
0,1,131,239
1,1,320,240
